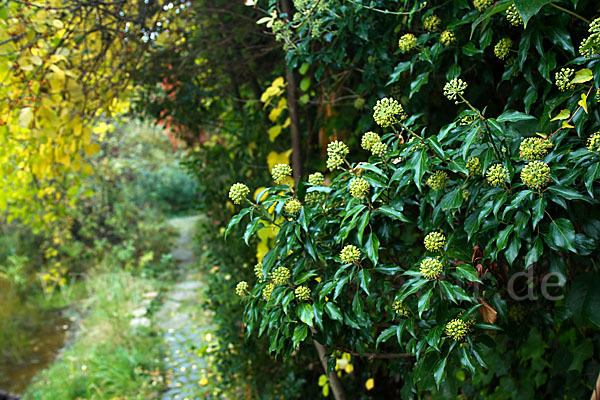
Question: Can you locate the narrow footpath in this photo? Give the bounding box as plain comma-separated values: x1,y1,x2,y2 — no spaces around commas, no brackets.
156,216,219,400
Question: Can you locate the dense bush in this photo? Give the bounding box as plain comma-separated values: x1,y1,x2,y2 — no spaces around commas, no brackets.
225,0,600,398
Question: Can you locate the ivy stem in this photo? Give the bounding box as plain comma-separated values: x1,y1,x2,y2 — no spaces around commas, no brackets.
550,3,590,24
459,94,505,163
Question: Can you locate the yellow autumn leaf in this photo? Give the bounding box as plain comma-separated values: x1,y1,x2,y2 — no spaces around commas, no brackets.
578,93,588,114
18,107,33,127
571,68,593,84
267,149,292,171
550,109,570,121
268,125,282,141
365,378,375,391
84,142,100,156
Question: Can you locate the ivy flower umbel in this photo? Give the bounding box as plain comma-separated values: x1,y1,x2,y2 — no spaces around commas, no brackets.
424,231,446,253
426,171,448,191
423,15,441,32
393,301,409,317
440,30,456,47
284,198,302,215
506,4,523,26
262,282,274,301
340,245,361,264
521,160,551,191
228,183,250,205
308,172,325,186
361,131,380,151
420,257,444,280
294,285,311,301
443,78,468,102
373,97,406,128
370,141,388,158
587,132,600,152
445,319,469,341
326,140,349,170
349,177,370,199
486,164,509,187
271,266,291,285
473,0,493,11
466,157,482,176
235,281,248,297
555,68,575,91
494,38,512,60
254,262,264,280
272,164,293,185
398,33,417,53
519,137,553,161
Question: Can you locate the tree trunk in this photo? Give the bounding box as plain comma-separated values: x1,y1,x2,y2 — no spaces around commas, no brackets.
309,326,346,400
281,0,302,183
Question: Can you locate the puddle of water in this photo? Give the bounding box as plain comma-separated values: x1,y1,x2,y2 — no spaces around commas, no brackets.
0,281,70,395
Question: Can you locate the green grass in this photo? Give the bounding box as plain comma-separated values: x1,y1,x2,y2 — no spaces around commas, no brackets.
24,269,166,400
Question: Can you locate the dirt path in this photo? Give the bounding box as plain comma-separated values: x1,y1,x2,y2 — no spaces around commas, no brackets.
156,216,218,400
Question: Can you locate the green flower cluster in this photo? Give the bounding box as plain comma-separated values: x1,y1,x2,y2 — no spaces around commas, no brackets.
486,164,509,187
555,68,575,91
587,132,600,152
473,0,493,11
361,131,380,151
440,30,456,46
423,15,441,32
519,137,553,161
420,257,443,280
340,244,361,264
443,78,467,102
445,318,468,341
494,38,512,60
373,97,406,127
326,140,349,170
349,177,370,199
579,17,600,57
424,231,446,253
254,262,264,280
407,137,426,152
294,285,311,301
308,172,325,186
506,4,523,26
306,172,325,206
521,160,551,191
508,304,526,322
271,266,291,285
459,115,477,126
393,301,409,317
229,183,250,205
354,97,366,109
262,283,274,301
235,281,248,297
284,198,302,215
398,33,417,52
466,157,482,176
272,164,293,184
426,171,448,191
461,189,470,201
370,141,388,157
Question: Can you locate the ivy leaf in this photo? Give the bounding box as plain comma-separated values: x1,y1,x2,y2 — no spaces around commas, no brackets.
292,324,308,348
513,0,554,27
433,357,447,388
296,303,314,327
571,68,593,84
324,302,343,322
376,325,397,347
365,233,380,265
567,273,600,328
544,218,576,253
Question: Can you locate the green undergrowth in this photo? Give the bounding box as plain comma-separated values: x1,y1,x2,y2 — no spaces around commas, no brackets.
25,269,167,400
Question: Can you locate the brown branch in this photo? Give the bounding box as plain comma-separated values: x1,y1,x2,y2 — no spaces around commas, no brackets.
335,347,414,360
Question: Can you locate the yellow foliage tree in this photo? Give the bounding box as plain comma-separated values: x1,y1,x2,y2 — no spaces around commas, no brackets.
0,1,181,227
